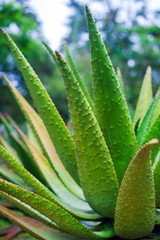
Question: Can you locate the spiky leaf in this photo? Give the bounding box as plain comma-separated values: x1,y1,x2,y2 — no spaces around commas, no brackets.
85,6,138,184
1,74,83,198
0,28,80,185
64,42,94,110
56,51,119,218
133,66,153,127
114,139,158,239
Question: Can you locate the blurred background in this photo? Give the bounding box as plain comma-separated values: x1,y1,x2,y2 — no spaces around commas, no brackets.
0,0,160,123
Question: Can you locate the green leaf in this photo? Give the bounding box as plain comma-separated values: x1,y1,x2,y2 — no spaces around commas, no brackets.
0,28,80,186
133,66,153,127
64,42,94,111
85,6,138,184
42,41,59,68
10,131,46,184
56,51,119,218
117,67,125,97
0,144,66,208
149,93,160,129
0,191,57,230
0,180,103,239
153,153,160,207
114,139,158,239
137,91,160,145
15,126,101,219
1,74,83,199
0,144,100,220
27,123,43,153
142,113,160,164
0,205,77,240
0,134,21,163
0,166,27,188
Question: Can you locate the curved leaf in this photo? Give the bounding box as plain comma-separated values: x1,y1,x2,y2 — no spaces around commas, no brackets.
114,139,158,239
85,6,138,184
133,66,153,127
56,51,119,218
1,74,83,199
64,42,94,111
0,180,103,239
0,205,77,240
0,28,80,185
137,91,160,145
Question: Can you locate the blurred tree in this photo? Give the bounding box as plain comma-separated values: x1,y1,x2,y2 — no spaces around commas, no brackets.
0,0,56,122
63,0,160,114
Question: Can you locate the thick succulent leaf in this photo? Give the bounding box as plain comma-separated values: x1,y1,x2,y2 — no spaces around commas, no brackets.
0,113,12,135
64,42,94,111
0,134,21,163
2,74,83,199
56,51,119,218
114,139,158,239
133,66,153,127
85,6,138,184
0,29,80,186
92,222,114,238
0,166,27,188
10,132,46,184
117,67,125,97
0,114,19,150
0,205,77,240
0,180,103,239
0,144,67,207
149,92,160,129
0,191,57,229
0,144,100,220
137,91,160,145
43,41,59,68
142,113,160,164
27,123,43,153
15,126,97,215
154,154,160,207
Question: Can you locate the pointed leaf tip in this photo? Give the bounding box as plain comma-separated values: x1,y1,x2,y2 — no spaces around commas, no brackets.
114,139,158,239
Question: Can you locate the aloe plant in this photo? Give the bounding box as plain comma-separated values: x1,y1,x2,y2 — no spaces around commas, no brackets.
0,6,160,240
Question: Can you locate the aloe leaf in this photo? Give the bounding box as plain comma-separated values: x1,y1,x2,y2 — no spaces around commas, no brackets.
117,67,125,97
10,132,46,184
0,113,12,135
142,113,160,164
92,222,114,238
1,74,83,199
85,6,138,184
0,144,100,220
0,29,80,186
0,144,66,207
42,42,59,68
64,42,94,111
114,139,158,239
0,166,27,188
137,91,160,145
0,191,57,230
56,51,119,218
15,126,94,212
0,180,103,239
27,123,43,153
0,134,21,163
133,66,153,127
149,93,160,129
153,154,160,208
0,205,77,240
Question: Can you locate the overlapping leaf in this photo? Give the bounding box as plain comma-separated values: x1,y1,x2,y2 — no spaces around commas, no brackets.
85,6,138,184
